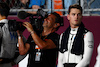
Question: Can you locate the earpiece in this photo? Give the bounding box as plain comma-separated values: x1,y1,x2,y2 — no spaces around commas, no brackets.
55,24,57,26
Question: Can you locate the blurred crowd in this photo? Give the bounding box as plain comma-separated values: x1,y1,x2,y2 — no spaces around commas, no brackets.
0,0,100,15
0,0,76,15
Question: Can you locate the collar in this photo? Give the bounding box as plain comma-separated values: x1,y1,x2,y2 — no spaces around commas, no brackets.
70,27,78,35
0,19,8,23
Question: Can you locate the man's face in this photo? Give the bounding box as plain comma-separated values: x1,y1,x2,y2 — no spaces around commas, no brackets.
43,14,56,28
67,8,82,28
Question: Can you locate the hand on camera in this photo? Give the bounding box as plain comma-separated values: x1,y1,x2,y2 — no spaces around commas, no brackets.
23,22,34,33
17,30,23,36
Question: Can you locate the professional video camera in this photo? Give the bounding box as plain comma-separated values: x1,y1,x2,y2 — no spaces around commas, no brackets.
8,9,48,32
8,20,26,31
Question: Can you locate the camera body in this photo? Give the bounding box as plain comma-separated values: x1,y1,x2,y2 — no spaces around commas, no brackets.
8,17,44,32
8,20,26,31
8,9,47,32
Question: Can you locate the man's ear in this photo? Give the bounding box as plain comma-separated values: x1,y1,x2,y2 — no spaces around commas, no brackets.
54,23,60,28
67,14,70,20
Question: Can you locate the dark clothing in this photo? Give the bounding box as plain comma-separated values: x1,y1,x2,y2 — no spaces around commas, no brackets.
60,23,89,55
64,63,89,67
26,32,59,67
12,0,29,9
64,63,77,67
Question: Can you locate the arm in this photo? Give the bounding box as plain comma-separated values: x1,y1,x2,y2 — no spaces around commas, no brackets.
28,0,40,14
27,5,40,14
57,33,64,67
76,32,94,67
17,30,30,55
94,44,100,67
0,27,2,38
0,27,3,61
31,31,56,49
23,22,56,49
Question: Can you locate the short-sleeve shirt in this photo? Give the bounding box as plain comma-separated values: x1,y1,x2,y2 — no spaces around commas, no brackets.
26,32,59,67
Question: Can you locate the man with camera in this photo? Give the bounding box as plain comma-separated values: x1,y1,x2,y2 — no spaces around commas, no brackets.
17,12,61,67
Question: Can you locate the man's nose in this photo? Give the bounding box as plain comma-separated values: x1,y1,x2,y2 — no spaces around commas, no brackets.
75,14,78,19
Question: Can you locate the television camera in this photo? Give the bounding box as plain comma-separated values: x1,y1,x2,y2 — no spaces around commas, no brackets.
8,9,48,32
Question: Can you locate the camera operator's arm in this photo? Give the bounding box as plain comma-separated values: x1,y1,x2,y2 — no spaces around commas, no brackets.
23,22,56,49
17,30,30,55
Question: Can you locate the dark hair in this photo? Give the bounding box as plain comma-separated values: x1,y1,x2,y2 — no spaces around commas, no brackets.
0,2,10,17
51,12,61,30
68,4,82,14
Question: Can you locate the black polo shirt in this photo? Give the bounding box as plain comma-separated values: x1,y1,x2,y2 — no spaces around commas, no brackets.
26,32,59,67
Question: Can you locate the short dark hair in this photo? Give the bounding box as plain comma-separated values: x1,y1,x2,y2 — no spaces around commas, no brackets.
51,12,61,30
51,12,61,24
68,4,82,14
0,2,10,17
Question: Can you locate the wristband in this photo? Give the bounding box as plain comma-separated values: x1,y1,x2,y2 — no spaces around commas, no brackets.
31,31,35,34
18,36,22,39
18,35,22,39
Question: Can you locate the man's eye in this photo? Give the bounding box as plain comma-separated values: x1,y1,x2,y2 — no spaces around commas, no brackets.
78,14,81,16
72,14,75,16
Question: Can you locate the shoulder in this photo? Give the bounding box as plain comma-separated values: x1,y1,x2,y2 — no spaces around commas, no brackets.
59,32,65,38
84,31,94,45
84,31,94,38
47,32,60,40
49,32,59,37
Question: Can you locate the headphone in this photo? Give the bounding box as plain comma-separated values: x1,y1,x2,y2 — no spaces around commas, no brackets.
55,24,57,26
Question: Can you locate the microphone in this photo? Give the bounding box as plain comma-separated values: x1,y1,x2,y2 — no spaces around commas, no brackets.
17,9,48,19
17,11,33,19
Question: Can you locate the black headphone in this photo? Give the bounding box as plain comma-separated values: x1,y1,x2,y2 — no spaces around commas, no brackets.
55,24,57,26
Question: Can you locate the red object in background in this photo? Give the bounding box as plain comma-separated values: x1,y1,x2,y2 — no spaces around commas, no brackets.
54,0,63,16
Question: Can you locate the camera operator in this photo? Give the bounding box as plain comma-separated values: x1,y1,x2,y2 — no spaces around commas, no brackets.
17,12,61,67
